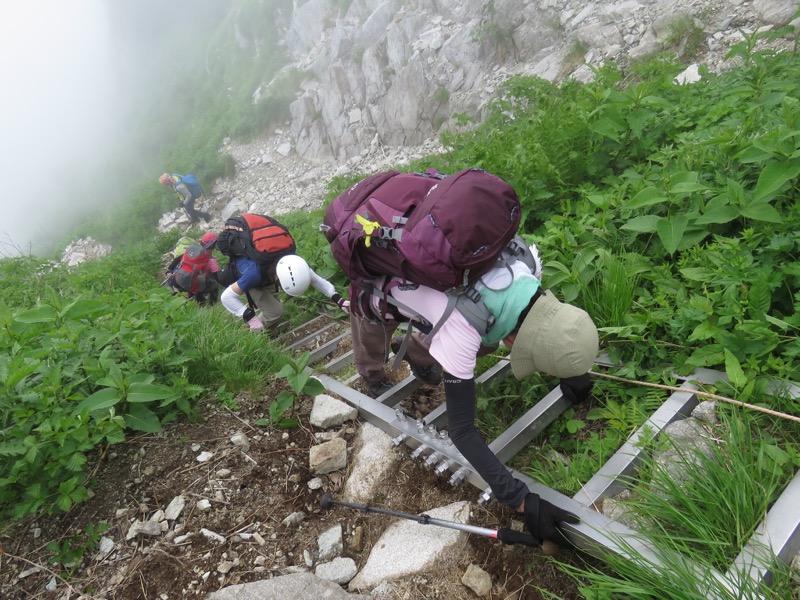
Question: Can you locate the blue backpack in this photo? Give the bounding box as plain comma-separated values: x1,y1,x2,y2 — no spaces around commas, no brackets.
176,173,202,198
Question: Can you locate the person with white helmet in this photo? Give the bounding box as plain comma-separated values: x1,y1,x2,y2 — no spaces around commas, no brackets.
217,251,348,332
276,254,350,307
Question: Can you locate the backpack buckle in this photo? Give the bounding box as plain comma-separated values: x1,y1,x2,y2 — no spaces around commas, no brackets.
464,286,482,303
379,227,403,242
506,236,525,257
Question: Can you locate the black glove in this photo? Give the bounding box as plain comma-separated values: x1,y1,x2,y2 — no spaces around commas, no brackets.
242,307,256,323
523,493,580,547
560,373,593,405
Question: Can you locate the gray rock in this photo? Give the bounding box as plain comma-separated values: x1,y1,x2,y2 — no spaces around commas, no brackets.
95,536,116,561
315,556,358,584
675,64,702,85
601,489,638,529
348,501,470,591
217,560,236,574
125,519,162,540
651,418,715,489
230,431,250,451
461,563,492,597
318,523,343,562
342,423,399,504
200,528,226,544
691,400,718,425
310,394,358,429
165,495,186,521
753,0,799,25
309,437,348,475
206,572,370,599
281,511,306,527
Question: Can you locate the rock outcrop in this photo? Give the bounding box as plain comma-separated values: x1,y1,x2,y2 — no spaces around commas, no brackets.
277,0,799,162
194,0,798,227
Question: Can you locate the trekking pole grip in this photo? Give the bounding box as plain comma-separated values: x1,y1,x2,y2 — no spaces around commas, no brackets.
495,527,541,547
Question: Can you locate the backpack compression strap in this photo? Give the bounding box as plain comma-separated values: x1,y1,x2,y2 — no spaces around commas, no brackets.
368,281,495,369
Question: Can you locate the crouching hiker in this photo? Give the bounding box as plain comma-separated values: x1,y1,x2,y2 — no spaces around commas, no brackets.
323,167,599,549
218,253,348,331
351,242,545,399
215,213,347,331
165,232,221,305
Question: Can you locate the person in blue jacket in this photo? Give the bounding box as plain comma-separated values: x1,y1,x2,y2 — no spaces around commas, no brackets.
215,244,348,331
159,173,211,223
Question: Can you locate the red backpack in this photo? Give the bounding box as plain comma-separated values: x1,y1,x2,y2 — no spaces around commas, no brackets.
217,214,296,279
174,245,212,294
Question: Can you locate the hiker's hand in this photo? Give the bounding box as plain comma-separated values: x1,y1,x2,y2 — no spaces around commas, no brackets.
522,493,579,549
332,293,350,314
560,373,593,405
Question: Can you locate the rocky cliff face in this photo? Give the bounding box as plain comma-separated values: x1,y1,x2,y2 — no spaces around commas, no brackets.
279,0,798,162
100,0,800,258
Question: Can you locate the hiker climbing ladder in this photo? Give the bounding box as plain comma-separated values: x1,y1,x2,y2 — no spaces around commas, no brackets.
278,314,800,594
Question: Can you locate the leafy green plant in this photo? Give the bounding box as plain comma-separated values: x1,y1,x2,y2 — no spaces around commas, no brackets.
215,384,239,411
580,250,644,329
47,521,109,576
270,352,325,428
0,289,204,519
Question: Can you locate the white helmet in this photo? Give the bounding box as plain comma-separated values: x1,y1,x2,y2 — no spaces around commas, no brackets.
276,254,311,297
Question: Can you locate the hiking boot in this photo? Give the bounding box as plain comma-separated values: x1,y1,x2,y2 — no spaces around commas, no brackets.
390,337,442,385
366,379,392,398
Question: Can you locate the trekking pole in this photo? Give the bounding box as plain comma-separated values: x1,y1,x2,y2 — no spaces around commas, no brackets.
319,493,542,548
304,296,339,308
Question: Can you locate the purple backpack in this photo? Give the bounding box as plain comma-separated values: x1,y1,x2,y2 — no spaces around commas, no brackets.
322,168,521,320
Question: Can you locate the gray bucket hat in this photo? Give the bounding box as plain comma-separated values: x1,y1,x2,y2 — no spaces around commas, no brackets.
509,290,599,380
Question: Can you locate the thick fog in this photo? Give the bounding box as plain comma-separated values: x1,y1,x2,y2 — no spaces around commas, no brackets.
0,1,113,255
0,0,227,257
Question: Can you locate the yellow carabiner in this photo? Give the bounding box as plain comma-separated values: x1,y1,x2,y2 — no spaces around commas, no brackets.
354,214,381,248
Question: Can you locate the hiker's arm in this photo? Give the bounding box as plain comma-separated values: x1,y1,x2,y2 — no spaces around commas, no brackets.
174,183,192,204
307,268,348,311
308,268,335,297
444,373,529,509
221,283,248,317
208,257,221,281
